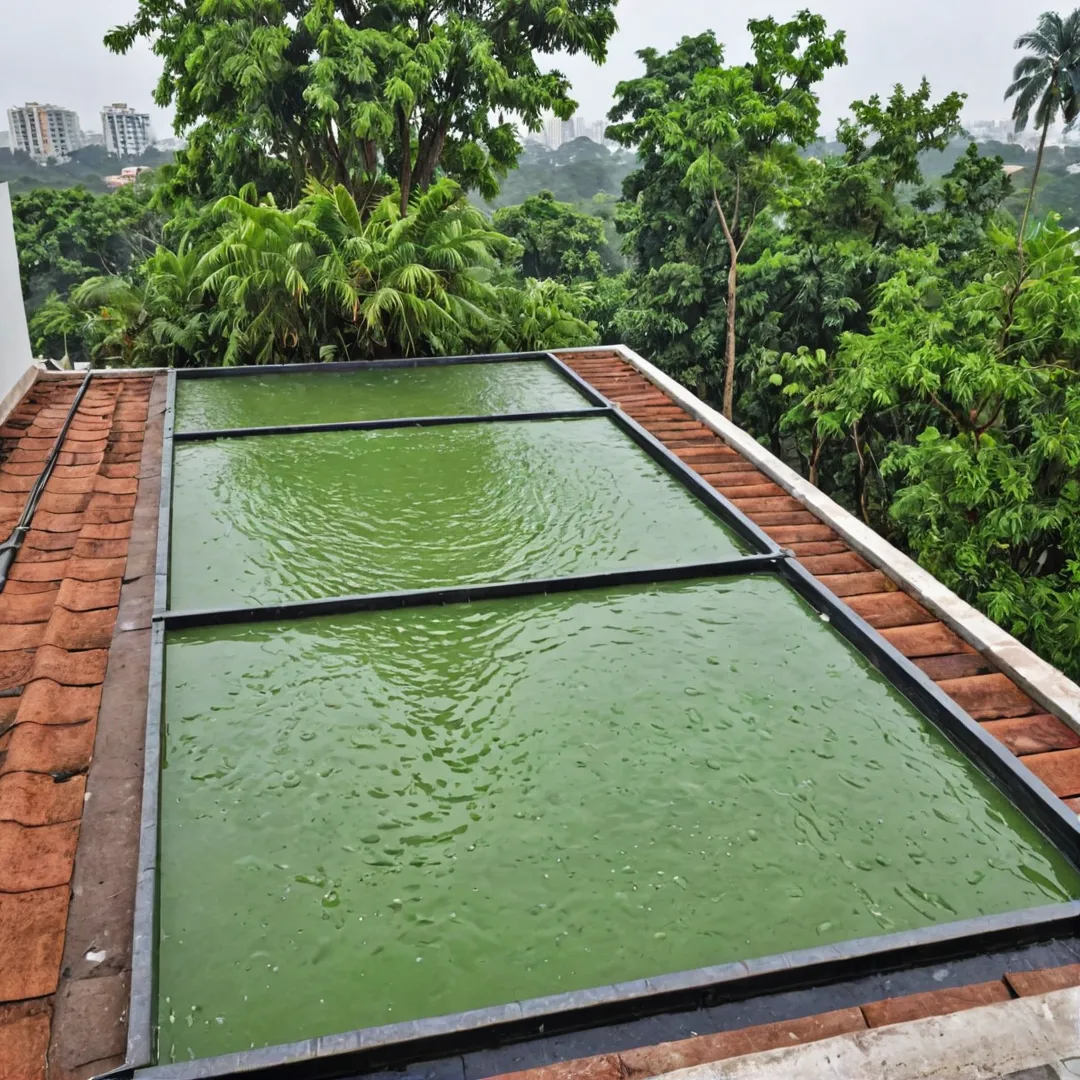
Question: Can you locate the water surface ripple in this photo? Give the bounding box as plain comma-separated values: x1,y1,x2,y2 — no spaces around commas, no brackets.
174,362,590,432
169,419,746,610
158,577,1080,1062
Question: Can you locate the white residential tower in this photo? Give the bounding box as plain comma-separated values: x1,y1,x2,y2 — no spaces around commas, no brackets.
101,103,152,157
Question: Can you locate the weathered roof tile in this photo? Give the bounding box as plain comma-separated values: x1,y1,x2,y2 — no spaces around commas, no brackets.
0,773,85,826
0,820,80,891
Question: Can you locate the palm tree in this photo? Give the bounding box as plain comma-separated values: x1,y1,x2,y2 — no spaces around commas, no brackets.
198,180,518,363
1005,9,1080,257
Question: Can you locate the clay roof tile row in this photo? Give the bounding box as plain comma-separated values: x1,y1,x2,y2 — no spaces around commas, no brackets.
0,372,154,1080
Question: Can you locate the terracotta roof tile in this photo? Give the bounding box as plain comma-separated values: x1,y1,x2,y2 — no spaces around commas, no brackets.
0,886,69,999
0,373,155,1079
63,556,128,582
41,607,117,651
0,1010,49,1080
860,980,1011,1028
55,578,122,614
622,1009,867,1079
23,531,79,552
93,475,138,496
0,652,33,694
0,773,85,827
0,720,97,777
16,545,75,565
77,522,132,541
0,820,79,891
1023,747,1080,797
99,464,139,480
0,592,58,625
981,714,1080,756
1005,963,1080,996
36,493,90,515
0,625,46,652
486,1055,623,1080
6,561,70,584
15,682,103,726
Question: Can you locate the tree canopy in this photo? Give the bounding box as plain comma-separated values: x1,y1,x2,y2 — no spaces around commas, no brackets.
105,0,619,208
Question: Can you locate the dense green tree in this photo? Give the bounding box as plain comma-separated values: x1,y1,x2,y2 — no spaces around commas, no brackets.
105,0,618,208
31,240,209,367
838,79,965,190
492,191,610,281
610,16,848,416
12,185,163,346
770,221,1080,676
1006,9,1080,254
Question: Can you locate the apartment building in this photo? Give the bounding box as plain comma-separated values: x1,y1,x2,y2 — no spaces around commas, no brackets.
6,102,83,162
101,102,152,157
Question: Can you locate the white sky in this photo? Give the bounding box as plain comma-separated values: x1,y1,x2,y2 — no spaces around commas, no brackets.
0,0,1054,138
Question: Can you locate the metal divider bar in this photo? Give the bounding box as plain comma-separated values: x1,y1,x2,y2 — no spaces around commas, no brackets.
176,351,557,379
162,555,785,630
173,407,612,443
127,369,176,1071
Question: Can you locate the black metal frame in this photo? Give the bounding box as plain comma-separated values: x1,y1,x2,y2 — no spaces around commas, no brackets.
126,351,1080,1080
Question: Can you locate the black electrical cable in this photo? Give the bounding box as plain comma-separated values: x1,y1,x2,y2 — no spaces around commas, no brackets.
0,369,94,593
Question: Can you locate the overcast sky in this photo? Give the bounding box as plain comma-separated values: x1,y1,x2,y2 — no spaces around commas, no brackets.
0,0,1056,138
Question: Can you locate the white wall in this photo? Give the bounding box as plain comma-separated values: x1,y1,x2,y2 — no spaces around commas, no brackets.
0,182,33,402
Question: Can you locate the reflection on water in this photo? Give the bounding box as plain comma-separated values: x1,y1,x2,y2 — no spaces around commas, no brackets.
169,419,746,610
157,577,1080,1062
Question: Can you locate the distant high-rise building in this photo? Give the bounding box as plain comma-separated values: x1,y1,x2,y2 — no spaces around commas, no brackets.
101,103,152,157
539,112,613,151
6,103,83,162
541,111,563,150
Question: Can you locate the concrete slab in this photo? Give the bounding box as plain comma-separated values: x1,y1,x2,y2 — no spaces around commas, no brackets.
650,987,1080,1080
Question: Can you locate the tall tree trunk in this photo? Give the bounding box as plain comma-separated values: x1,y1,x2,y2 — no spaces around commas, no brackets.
1019,114,1050,265
414,124,448,191
714,194,740,420
722,256,738,420
397,107,412,217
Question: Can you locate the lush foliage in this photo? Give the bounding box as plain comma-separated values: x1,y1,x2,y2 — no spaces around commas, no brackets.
36,179,596,367
13,184,162,312
770,222,1080,674
493,190,613,281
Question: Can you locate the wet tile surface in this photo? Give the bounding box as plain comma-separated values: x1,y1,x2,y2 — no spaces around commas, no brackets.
0,374,154,1079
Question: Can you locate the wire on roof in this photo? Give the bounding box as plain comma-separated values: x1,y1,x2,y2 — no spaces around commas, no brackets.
0,369,94,593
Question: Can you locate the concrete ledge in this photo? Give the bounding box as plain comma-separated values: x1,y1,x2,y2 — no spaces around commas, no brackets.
655,986,1080,1080
0,364,38,428
578,344,1080,737
36,367,168,380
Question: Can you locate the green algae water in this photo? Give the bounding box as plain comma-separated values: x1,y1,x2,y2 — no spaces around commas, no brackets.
157,576,1080,1063
168,418,747,610
174,362,589,431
